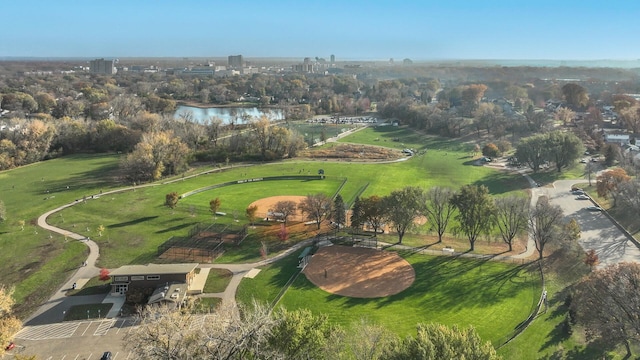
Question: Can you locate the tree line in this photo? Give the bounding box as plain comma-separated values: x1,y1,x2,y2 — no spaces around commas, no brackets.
349,185,575,259
127,300,499,360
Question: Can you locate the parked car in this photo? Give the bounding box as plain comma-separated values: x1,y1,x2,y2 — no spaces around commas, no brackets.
100,352,112,360
572,190,585,195
580,159,587,163
571,186,583,191
586,206,603,212
576,195,590,200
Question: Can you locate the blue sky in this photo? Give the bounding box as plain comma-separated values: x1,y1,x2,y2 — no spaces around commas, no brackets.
3,0,640,60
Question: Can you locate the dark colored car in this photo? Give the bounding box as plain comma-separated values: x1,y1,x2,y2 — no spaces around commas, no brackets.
100,352,112,360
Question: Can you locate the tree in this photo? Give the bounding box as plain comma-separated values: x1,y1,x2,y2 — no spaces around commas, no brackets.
276,223,289,242
245,205,258,227
424,187,457,243
515,134,547,173
384,323,499,360
596,168,631,207
350,197,364,231
545,131,584,172
584,249,599,269
603,143,620,167
165,192,179,210
382,187,426,244
332,194,346,229
343,319,395,360
0,200,5,224
584,161,596,186
272,200,298,225
298,194,332,230
494,195,529,252
618,179,640,215
0,286,22,358
450,185,495,251
529,196,564,260
267,308,336,359
120,131,190,183
360,195,386,236
555,107,576,126
482,143,500,158
127,302,277,360
209,198,221,217
562,83,589,109
99,268,110,281
571,262,640,357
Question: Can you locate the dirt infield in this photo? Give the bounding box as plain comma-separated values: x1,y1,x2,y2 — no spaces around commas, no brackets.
248,195,307,221
303,245,415,298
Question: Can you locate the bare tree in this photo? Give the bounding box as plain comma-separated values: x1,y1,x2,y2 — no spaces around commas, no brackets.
271,200,297,225
423,187,456,243
529,196,564,260
571,262,640,357
127,301,276,360
298,194,332,230
494,196,529,252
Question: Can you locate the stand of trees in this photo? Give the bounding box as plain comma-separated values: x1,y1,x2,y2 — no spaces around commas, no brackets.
515,131,584,174
127,301,499,360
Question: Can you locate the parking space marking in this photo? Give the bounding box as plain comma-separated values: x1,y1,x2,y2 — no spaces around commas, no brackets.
94,319,116,336
16,322,81,340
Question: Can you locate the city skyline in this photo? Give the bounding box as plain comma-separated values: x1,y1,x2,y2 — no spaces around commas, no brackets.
3,0,640,61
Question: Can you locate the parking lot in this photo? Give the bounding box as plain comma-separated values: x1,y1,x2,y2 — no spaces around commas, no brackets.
11,319,137,359
547,180,640,267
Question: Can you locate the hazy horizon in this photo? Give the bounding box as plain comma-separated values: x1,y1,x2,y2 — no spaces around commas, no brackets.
4,0,640,62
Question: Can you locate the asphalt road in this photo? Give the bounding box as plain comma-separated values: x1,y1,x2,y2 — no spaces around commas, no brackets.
546,180,640,268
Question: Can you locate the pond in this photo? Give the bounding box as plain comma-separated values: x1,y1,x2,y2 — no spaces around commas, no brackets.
174,105,285,124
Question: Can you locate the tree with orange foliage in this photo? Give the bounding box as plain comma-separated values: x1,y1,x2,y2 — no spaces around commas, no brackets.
99,268,111,281
596,168,631,207
584,249,599,269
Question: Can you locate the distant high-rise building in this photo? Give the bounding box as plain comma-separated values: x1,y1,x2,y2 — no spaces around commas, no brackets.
89,58,117,74
330,54,335,63
228,55,244,68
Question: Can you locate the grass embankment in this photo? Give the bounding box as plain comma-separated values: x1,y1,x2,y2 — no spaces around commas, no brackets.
0,154,123,317
63,303,113,321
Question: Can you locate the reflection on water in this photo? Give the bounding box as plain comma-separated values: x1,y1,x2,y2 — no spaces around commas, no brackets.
174,105,285,124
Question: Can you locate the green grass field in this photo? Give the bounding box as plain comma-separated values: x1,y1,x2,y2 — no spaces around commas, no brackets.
237,249,540,346
3,126,595,358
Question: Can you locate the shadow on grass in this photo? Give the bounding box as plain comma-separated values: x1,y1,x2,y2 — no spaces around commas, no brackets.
155,222,198,234
538,338,619,359
108,216,158,228
303,252,537,314
474,171,531,195
68,284,111,297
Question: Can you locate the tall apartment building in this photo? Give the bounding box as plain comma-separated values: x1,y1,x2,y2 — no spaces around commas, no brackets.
89,58,117,74
228,55,244,68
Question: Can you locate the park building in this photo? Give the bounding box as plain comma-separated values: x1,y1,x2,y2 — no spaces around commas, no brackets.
109,263,199,305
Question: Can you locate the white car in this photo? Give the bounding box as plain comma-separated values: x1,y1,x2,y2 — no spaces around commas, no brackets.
586,206,603,212
576,195,590,200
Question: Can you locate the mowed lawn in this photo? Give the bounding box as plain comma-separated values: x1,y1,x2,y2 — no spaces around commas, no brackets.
237,250,540,345
0,154,123,316
0,129,529,318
